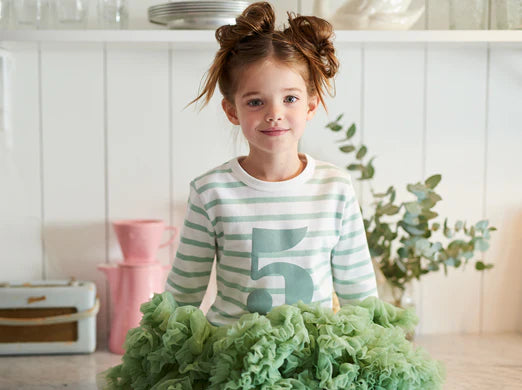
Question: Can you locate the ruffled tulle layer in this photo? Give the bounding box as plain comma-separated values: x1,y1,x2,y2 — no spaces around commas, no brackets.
99,292,445,389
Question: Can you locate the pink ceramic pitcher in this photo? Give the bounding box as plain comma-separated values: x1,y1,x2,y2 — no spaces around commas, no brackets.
113,219,178,263
98,262,171,354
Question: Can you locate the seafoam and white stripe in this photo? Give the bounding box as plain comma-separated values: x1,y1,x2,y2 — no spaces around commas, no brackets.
165,154,378,326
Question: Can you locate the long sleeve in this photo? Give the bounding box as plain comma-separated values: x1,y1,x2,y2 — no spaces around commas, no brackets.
165,181,216,307
331,182,378,306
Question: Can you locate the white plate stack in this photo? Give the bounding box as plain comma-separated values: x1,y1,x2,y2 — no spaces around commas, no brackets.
148,1,250,29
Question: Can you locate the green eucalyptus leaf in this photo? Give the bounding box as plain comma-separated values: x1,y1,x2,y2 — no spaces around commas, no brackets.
476,261,494,270
425,174,442,189
335,113,344,122
404,213,420,225
421,210,438,220
475,238,490,251
346,123,356,139
412,263,422,278
399,221,426,236
401,236,417,247
386,230,398,241
390,189,396,203
405,202,422,216
448,240,467,252
437,251,448,262
340,145,356,153
407,183,428,200
432,242,443,253
366,159,375,179
427,262,440,271
356,145,368,160
398,247,409,258
374,186,393,198
475,220,489,232
445,257,457,267
420,198,436,209
475,261,485,270
371,247,384,257
326,122,337,130
420,192,442,210
469,226,475,237
347,164,363,171
432,222,441,231
396,258,407,273
431,192,442,202
330,124,343,132
360,165,374,180
381,204,400,215
424,245,438,258
447,239,466,247
415,238,430,252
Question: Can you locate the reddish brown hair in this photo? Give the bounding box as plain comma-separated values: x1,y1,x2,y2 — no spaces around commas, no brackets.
188,1,339,111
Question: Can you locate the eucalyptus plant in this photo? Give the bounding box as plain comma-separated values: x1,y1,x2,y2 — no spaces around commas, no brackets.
326,114,495,306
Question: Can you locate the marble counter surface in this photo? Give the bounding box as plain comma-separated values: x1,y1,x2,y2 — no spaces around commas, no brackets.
0,333,521,389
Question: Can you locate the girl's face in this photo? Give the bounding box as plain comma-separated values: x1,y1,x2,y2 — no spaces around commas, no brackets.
222,59,319,158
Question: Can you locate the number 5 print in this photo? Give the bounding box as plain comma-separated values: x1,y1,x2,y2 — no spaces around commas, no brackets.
246,227,314,315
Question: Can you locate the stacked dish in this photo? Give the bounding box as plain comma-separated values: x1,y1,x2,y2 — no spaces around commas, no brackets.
148,1,249,29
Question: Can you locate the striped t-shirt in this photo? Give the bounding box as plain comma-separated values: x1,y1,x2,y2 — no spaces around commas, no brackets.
165,154,378,326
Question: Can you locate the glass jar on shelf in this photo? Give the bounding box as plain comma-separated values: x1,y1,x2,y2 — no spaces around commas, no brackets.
97,0,128,29
0,0,10,29
449,0,489,29
494,0,521,29
13,0,51,29
51,0,89,29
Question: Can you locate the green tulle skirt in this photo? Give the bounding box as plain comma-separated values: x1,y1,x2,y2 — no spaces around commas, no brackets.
98,292,445,390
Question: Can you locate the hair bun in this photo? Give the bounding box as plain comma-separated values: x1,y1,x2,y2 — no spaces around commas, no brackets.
215,2,275,50
286,15,338,78
240,2,275,36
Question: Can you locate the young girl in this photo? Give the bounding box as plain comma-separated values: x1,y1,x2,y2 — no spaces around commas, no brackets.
101,5,445,388
165,1,378,326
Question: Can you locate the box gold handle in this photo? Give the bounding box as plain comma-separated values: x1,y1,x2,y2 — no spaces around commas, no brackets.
0,298,100,326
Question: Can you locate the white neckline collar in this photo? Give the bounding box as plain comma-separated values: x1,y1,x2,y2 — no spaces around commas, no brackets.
229,153,315,192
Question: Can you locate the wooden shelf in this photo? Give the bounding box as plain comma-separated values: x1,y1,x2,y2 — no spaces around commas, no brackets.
0,29,521,45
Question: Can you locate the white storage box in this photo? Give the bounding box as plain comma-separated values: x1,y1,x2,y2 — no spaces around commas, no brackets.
0,279,98,355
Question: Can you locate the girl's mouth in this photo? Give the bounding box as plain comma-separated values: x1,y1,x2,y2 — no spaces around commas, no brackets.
260,128,289,136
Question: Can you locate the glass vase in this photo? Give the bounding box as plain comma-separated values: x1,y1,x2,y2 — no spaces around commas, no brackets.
372,259,417,340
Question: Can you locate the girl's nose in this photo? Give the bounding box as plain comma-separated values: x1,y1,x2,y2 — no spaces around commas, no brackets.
265,103,283,123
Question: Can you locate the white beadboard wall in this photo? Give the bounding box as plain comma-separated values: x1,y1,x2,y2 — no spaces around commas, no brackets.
1,2,521,348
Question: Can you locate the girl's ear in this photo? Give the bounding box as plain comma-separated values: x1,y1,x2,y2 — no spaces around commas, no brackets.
222,98,240,125
306,95,320,121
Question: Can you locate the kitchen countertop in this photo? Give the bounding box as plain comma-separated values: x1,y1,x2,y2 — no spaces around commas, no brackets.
0,333,520,389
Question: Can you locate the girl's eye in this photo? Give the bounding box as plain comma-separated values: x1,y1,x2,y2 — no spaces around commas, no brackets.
247,99,263,107
285,96,298,103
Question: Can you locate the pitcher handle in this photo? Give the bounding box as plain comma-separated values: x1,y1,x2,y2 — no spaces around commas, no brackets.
159,226,179,248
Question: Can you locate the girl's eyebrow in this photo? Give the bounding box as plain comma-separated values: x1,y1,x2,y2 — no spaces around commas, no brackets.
241,88,303,99
241,91,260,99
